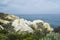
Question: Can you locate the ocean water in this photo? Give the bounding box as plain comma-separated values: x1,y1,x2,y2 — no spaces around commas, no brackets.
16,14,60,28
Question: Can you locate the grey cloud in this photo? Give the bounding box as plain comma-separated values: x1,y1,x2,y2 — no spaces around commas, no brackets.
0,0,60,14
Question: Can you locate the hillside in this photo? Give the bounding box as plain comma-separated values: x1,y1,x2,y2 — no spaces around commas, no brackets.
0,13,60,40
0,13,53,33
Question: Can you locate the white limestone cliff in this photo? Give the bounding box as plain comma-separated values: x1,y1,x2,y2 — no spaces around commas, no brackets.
0,13,53,33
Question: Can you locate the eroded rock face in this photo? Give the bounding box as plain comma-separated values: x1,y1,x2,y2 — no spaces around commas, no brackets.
12,19,33,33
0,13,53,33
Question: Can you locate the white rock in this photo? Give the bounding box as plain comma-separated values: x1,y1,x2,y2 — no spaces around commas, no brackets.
0,25,4,29
0,19,10,24
33,20,44,24
43,22,53,31
0,13,53,33
12,19,33,33
32,20,44,30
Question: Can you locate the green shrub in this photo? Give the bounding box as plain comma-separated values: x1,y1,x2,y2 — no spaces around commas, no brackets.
7,33,22,40
0,34,8,40
43,33,60,40
0,29,8,34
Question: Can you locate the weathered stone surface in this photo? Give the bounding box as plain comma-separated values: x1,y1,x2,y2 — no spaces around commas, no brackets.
0,13,53,33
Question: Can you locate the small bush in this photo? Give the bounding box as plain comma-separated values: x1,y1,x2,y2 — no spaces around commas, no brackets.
43,33,60,40
7,33,22,40
0,34,8,40
0,29,8,34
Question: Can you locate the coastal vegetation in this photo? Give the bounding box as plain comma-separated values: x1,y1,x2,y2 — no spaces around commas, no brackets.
0,13,60,40
0,29,60,40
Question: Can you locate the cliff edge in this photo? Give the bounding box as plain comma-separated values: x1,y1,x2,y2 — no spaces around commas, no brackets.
0,13,53,33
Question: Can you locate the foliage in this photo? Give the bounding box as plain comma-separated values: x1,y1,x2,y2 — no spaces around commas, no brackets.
43,33,60,40
7,33,22,40
0,34,8,40
0,28,60,40
0,25,60,40
0,29,8,34
0,29,45,40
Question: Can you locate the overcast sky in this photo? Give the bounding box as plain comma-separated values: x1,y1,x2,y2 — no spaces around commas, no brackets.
0,0,60,14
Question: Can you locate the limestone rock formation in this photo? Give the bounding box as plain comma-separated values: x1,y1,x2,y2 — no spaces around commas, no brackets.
0,13,53,33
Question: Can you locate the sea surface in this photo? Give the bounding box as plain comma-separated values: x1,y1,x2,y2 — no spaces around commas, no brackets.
16,14,60,28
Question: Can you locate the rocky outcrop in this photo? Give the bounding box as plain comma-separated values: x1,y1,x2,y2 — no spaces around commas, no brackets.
54,26,60,33
0,13,53,33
